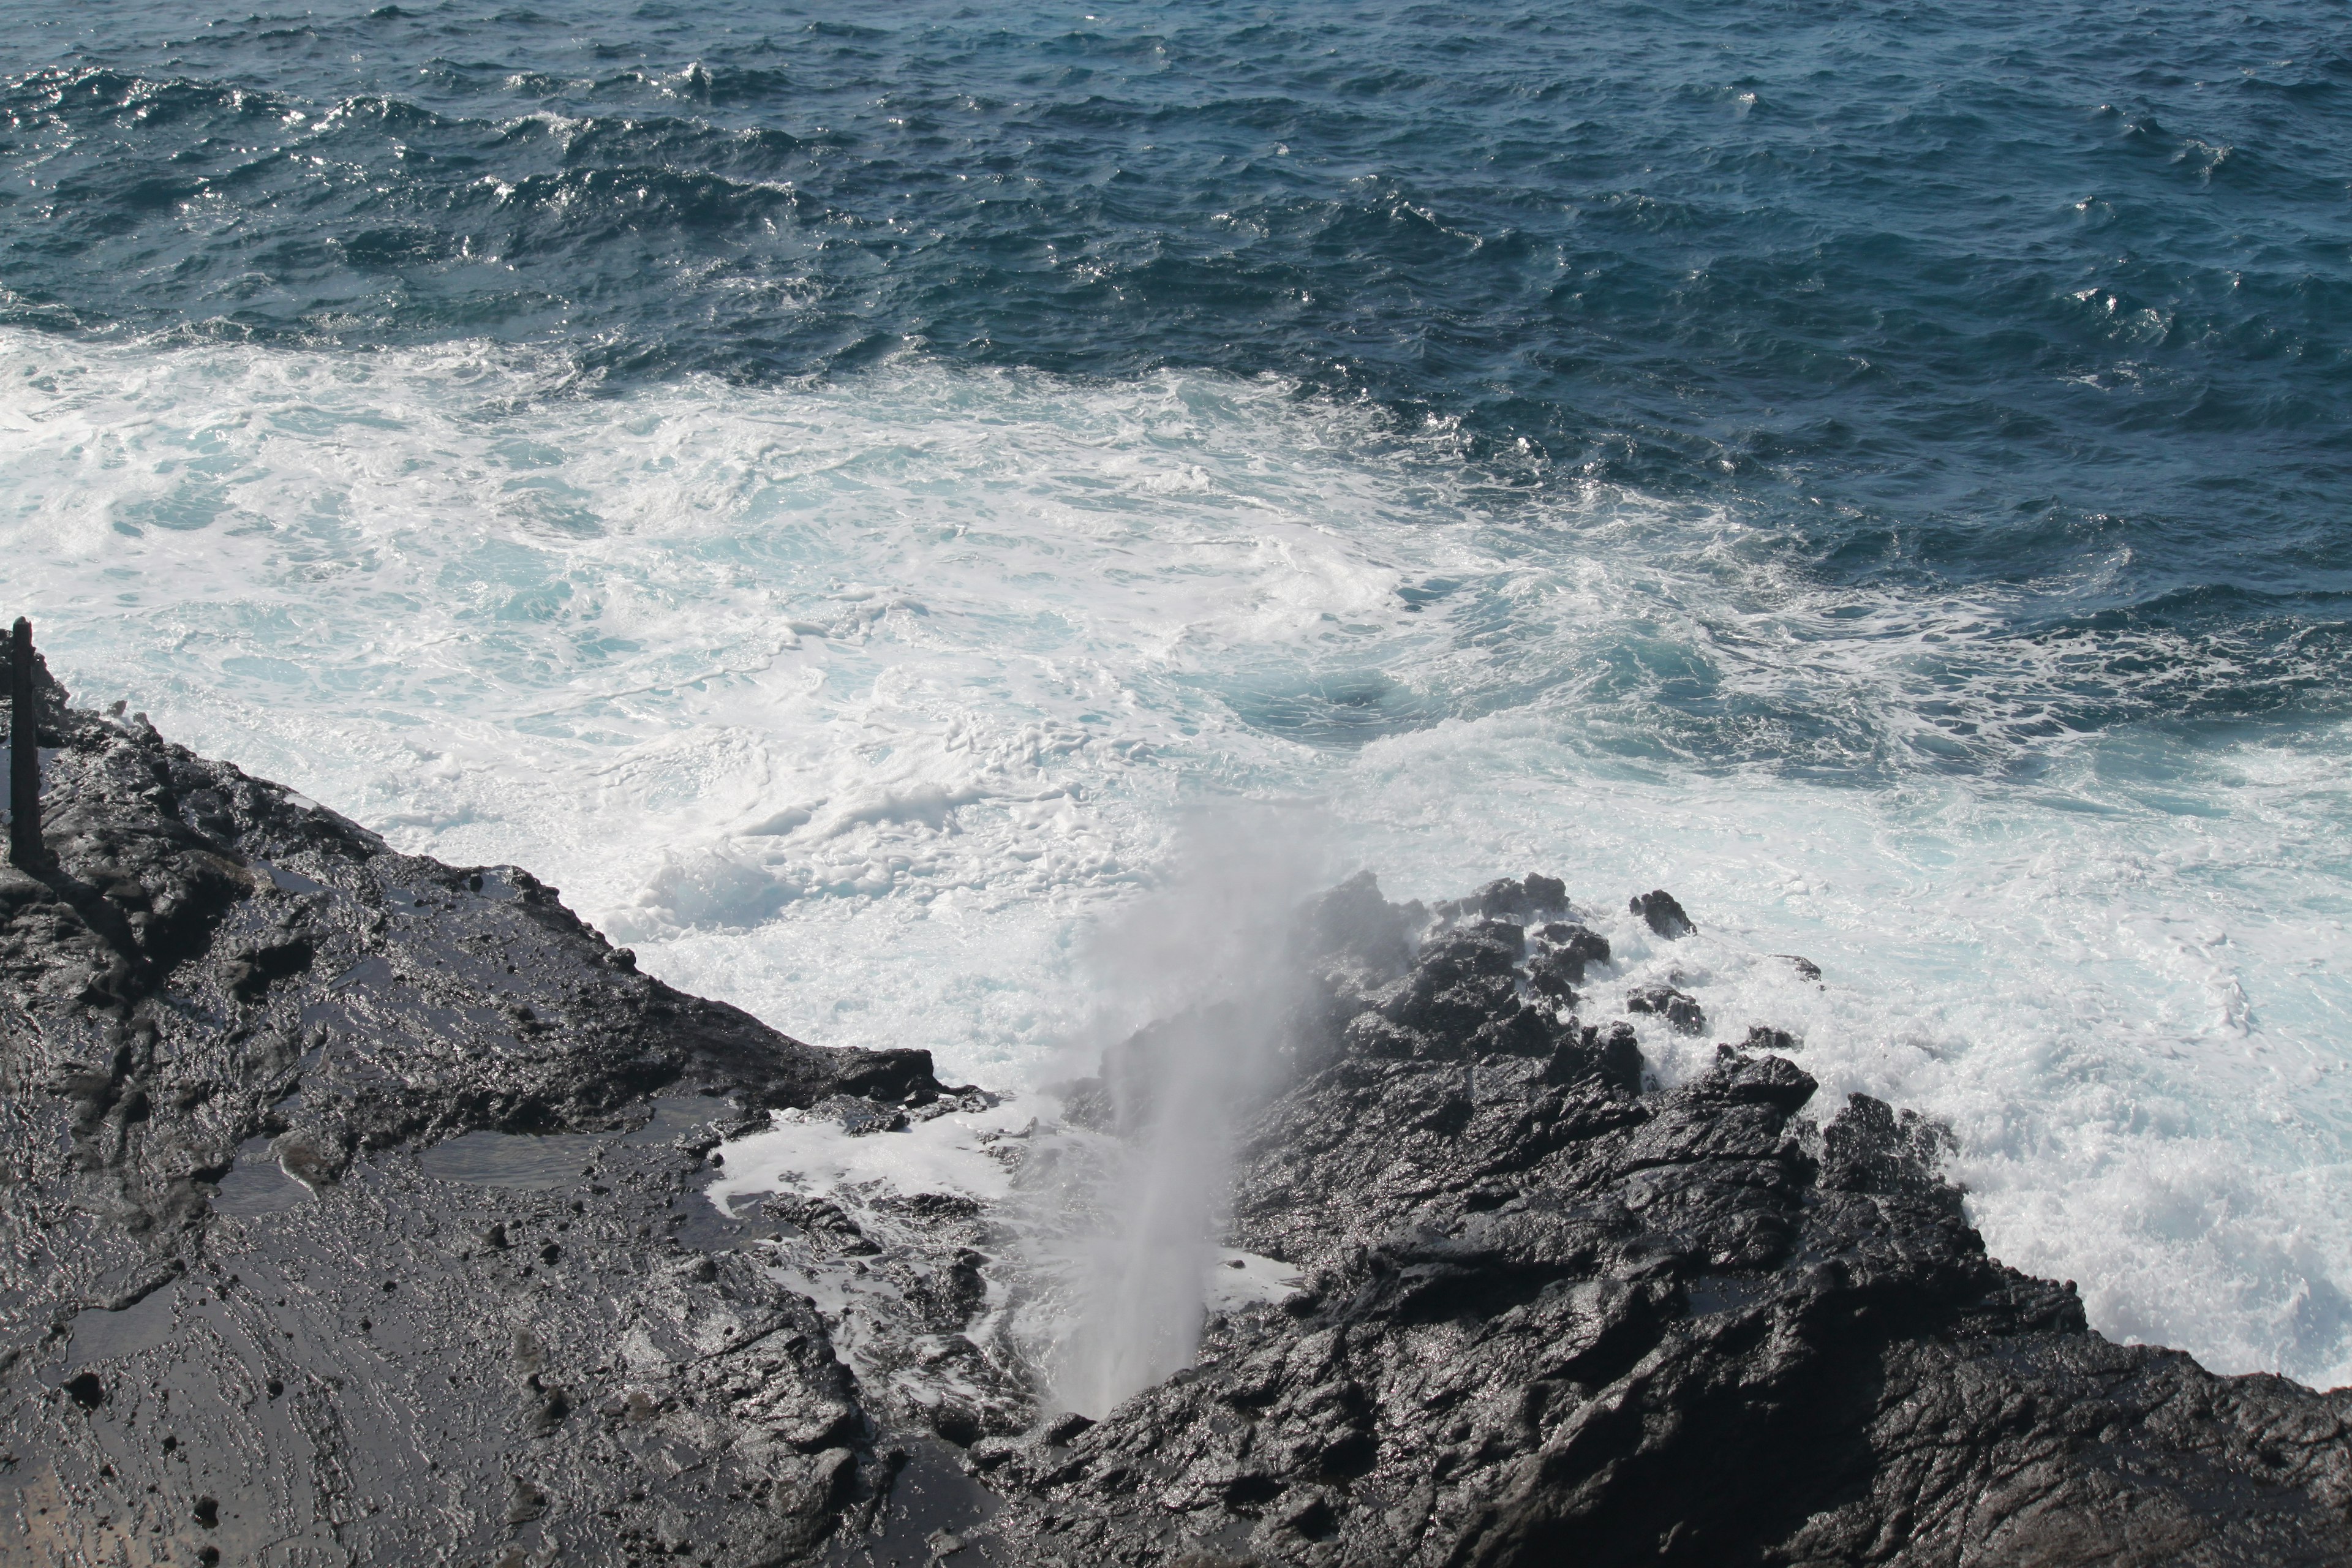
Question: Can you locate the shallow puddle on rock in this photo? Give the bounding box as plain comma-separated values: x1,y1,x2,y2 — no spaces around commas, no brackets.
1204,1249,1305,1311
66,1284,179,1368
821,1436,1001,1567
252,859,326,894
707,1095,1033,1212
212,1135,309,1216
620,1096,732,1147
418,1130,603,1191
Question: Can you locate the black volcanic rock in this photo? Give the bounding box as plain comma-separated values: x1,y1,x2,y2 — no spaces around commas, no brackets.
1626,981,1706,1036
976,879,2352,1567
9,651,2351,1568
1435,875,1570,926
1631,887,1696,938
0,654,952,1563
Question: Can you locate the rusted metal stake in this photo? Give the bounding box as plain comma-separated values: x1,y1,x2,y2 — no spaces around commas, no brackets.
10,617,40,871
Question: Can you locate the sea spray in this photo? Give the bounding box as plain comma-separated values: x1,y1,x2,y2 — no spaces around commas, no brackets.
1031,808,1330,1419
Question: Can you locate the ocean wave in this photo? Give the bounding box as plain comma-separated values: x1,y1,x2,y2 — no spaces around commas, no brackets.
1,333,2346,1396
6,0,2352,1398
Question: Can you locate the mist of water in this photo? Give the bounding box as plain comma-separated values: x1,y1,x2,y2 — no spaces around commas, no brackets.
1030,807,1330,1419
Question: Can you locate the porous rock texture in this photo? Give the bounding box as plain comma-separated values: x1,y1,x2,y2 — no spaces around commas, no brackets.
7,638,2352,1568
0,636,956,1565
975,873,2352,1567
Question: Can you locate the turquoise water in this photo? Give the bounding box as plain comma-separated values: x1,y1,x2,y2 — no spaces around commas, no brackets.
1,2,2347,1384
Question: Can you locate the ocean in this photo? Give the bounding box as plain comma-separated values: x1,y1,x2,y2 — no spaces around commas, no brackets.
2,0,2347,1385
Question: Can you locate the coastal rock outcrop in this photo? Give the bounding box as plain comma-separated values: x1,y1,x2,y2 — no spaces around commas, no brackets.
978,875,2352,1566
0,638,948,1564
5,655,2350,1567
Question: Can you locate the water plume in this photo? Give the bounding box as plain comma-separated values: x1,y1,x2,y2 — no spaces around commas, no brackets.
1034,805,1331,1420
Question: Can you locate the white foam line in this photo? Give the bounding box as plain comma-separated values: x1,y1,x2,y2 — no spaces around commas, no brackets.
1207,1250,1306,1311
707,1097,1037,1212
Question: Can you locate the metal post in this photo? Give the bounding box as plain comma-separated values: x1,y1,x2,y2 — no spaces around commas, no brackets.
10,617,40,871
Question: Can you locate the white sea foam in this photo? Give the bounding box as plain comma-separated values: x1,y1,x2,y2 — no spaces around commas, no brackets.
2,327,2346,1386
707,1096,1037,1210
704,1096,1305,1423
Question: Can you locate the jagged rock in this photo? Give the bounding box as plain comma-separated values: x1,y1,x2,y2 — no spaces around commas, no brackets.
805,1092,911,1136
1434,874,1570,925
1534,918,1609,968
1631,888,1696,938
975,876,2352,1567
10,658,2349,1568
1626,981,1706,1036
0,669,948,1562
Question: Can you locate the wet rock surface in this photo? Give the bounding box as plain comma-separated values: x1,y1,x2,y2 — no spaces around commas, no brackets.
7,657,2351,1567
978,874,2352,1567
0,646,954,1565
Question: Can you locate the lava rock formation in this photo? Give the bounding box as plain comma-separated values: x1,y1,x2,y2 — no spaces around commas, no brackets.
5,638,2350,1567
977,875,2352,1566
0,635,949,1564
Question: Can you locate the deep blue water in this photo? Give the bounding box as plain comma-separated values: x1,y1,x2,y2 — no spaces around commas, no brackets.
4,0,2348,758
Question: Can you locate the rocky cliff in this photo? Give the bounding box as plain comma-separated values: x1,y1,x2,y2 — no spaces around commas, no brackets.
982,875,2352,1565
4,641,2348,1567
0,635,945,1565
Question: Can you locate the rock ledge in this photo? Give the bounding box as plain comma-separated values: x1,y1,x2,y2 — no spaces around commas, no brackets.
4,647,2347,1567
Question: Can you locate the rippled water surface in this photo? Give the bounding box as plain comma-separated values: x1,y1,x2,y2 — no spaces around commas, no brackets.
2,1,2348,1383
